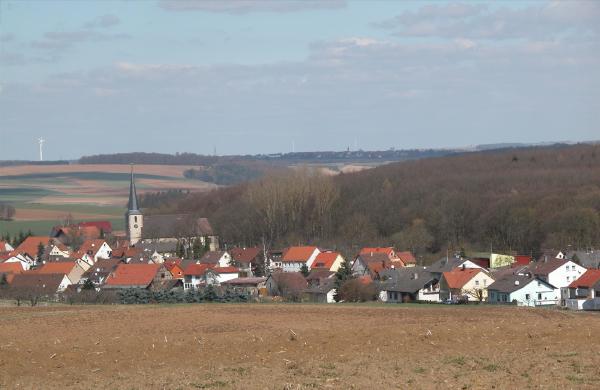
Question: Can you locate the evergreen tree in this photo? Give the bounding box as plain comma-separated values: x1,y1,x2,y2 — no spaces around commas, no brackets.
36,242,45,264
333,259,354,302
176,240,185,258
82,279,95,290
192,237,202,259
300,263,309,277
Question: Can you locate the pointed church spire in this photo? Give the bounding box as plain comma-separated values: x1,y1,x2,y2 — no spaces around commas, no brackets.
128,164,140,212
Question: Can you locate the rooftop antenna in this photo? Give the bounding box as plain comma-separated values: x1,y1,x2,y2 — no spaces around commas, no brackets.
38,137,45,161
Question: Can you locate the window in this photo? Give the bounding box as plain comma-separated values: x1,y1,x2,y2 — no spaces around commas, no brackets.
475,280,479,286
567,276,570,282
525,294,531,300
483,279,487,286
537,293,542,300
134,216,138,223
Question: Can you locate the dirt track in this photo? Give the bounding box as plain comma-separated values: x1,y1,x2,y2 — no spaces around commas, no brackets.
0,304,598,389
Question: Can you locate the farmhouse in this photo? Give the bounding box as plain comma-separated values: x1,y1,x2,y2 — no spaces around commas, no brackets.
310,251,344,272
278,246,320,273
103,263,171,290
378,266,440,303
230,247,263,277
79,258,122,287
34,261,85,284
439,267,495,302
488,274,557,306
10,273,71,295
565,269,600,311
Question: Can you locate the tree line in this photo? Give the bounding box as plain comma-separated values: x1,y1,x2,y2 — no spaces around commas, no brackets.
142,144,600,262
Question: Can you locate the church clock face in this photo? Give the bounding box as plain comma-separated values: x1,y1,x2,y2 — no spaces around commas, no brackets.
134,224,139,229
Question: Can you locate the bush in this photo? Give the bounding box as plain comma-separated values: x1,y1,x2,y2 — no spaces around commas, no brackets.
339,279,378,302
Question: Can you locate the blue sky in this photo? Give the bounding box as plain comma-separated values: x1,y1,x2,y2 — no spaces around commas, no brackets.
0,0,599,160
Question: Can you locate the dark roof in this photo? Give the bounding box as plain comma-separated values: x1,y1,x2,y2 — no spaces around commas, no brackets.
201,251,228,264
82,258,122,284
428,256,469,274
378,267,437,293
10,273,66,293
137,241,178,254
306,269,335,282
230,247,261,264
304,278,335,294
487,274,549,293
142,214,213,239
566,251,600,269
525,259,569,276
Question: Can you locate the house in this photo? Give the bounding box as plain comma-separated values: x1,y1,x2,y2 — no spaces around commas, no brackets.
267,249,284,270
524,259,586,305
565,269,600,310
359,247,409,267
136,241,178,262
378,266,440,303
396,251,417,267
78,221,112,235
488,274,557,306
79,258,122,287
103,263,170,289
352,252,390,278
310,251,344,272
10,273,71,295
230,247,263,277
303,278,336,303
221,277,267,297
14,236,52,259
428,256,482,280
1,252,35,271
467,252,515,268
33,261,85,284
306,269,335,287
47,242,71,259
279,246,320,272
183,263,217,289
265,272,307,299
164,259,185,280
75,239,112,263
439,267,495,302
201,251,232,268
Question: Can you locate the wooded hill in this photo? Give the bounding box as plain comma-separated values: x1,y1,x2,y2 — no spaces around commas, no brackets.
142,143,600,261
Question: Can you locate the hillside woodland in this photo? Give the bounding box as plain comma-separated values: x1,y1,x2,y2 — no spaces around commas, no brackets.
142,144,600,262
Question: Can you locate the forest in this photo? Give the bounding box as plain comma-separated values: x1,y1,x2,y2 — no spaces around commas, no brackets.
141,144,600,263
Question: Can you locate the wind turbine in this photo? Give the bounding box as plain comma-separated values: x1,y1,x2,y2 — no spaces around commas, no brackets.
38,137,45,161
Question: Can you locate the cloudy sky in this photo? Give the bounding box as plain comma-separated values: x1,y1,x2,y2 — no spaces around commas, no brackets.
0,0,599,160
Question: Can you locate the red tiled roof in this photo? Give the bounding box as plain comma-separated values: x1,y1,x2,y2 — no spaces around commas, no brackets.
184,263,216,276
34,262,77,275
213,266,240,274
311,252,340,269
396,251,416,264
360,247,394,256
230,247,261,263
15,236,52,257
443,268,482,289
78,221,112,233
0,262,24,274
105,264,160,287
568,269,600,289
282,246,318,262
56,226,102,240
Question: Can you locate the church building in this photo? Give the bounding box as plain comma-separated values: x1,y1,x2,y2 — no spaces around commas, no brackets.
126,167,219,255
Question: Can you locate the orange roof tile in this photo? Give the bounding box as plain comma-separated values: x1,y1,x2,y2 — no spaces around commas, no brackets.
360,247,394,256
213,266,239,274
311,252,340,269
105,264,160,287
35,262,77,275
569,269,600,289
184,263,216,276
0,262,24,274
282,246,318,262
397,251,416,264
15,236,52,257
442,268,482,289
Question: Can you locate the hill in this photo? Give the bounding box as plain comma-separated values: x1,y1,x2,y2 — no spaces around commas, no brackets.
161,143,600,259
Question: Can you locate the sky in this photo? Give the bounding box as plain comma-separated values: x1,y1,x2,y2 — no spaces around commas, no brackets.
0,0,599,160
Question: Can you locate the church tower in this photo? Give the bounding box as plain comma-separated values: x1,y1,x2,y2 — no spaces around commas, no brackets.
126,165,143,245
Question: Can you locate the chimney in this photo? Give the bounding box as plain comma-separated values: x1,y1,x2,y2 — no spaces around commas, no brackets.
462,264,466,271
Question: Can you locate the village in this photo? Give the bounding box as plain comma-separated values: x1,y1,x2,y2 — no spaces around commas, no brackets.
0,170,599,311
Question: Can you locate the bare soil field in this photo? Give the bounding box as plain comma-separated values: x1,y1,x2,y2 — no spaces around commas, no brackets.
0,304,598,389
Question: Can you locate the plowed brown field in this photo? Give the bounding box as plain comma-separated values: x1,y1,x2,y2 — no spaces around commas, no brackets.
0,304,598,389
